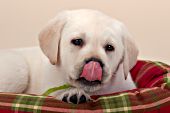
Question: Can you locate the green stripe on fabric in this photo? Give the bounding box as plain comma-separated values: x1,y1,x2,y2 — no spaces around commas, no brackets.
147,88,161,110
12,95,24,112
100,93,132,113
154,62,170,72
164,77,170,88
12,95,45,113
154,62,163,66
154,62,170,87
155,62,170,88
155,61,170,68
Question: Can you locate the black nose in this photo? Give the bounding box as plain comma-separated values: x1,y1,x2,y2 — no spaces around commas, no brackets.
84,57,104,68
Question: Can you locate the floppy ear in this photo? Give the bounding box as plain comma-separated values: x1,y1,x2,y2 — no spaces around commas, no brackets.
121,24,139,79
39,12,67,65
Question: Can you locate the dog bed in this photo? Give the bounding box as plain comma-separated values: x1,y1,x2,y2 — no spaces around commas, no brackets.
0,60,170,113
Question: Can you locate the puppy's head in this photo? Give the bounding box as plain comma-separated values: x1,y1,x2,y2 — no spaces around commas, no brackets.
39,9,138,93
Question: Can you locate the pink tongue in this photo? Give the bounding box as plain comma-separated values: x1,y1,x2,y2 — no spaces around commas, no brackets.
80,61,102,81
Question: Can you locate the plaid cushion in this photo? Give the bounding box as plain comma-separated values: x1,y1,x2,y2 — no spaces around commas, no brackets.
0,60,170,113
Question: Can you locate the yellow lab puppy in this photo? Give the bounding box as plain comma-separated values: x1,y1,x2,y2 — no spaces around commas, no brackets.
0,9,138,104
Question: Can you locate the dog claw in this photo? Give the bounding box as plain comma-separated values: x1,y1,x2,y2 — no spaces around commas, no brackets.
62,95,68,102
58,88,91,104
69,94,78,104
79,95,86,103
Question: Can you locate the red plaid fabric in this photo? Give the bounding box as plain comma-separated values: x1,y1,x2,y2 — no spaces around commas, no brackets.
130,60,170,88
0,60,170,113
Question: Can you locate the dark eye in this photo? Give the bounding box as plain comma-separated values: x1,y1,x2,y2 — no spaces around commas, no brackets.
105,44,115,52
71,39,84,46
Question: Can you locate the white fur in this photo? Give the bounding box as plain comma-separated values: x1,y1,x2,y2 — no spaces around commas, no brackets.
0,9,138,98
0,50,29,93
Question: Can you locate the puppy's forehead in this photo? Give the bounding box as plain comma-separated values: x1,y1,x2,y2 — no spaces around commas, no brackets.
66,17,121,34
61,10,123,43
66,10,119,29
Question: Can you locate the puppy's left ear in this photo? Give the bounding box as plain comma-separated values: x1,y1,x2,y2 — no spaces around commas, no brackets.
39,11,67,65
121,24,139,79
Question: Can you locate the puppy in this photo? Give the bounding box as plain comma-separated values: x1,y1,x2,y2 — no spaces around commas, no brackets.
0,9,138,104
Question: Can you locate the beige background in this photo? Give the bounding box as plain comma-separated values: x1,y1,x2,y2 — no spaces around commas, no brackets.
0,0,170,64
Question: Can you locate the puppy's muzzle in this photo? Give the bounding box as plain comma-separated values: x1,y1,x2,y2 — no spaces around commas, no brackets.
78,57,104,86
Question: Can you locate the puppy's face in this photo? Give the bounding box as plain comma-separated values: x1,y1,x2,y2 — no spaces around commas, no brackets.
39,9,138,93
60,18,124,92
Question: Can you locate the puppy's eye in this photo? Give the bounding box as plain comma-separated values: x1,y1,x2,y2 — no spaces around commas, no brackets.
71,39,84,46
104,44,115,52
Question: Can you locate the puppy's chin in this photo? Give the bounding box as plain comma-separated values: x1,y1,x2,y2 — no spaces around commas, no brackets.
68,77,102,93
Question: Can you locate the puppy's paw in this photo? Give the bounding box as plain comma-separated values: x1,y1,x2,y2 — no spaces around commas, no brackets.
56,88,91,104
